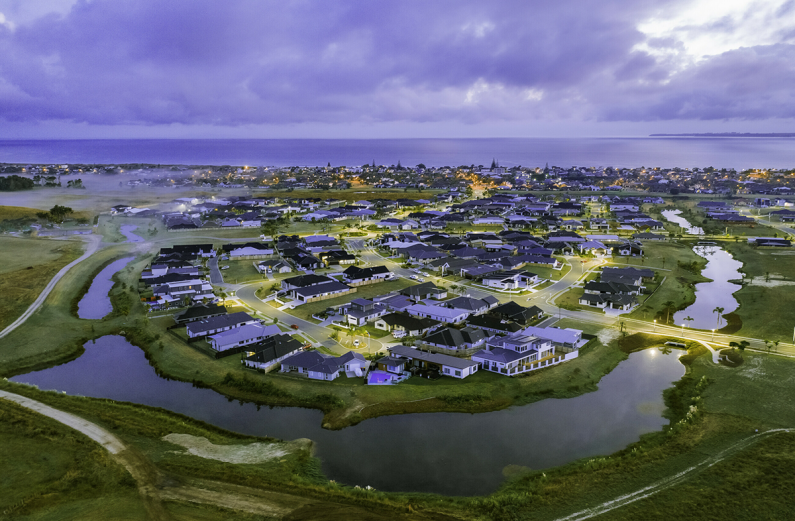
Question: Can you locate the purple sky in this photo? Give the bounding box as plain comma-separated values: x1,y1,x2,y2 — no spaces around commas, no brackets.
0,0,792,138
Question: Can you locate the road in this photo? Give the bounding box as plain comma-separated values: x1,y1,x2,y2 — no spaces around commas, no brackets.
0,233,102,340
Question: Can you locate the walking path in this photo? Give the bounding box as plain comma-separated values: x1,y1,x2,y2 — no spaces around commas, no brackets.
0,234,101,340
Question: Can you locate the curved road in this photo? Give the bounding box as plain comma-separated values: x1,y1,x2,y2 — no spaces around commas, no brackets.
0,234,102,340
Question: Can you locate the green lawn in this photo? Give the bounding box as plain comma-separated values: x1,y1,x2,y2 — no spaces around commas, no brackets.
0,237,85,330
283,279,413,322
218,259,266,284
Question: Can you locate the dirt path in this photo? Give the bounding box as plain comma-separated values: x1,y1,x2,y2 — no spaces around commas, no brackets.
0,234,101,339
553,428,795,521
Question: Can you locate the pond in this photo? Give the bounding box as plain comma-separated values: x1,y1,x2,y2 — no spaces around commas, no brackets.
674,245,743,330
77,257,135,319
11,336,685,496
120,224,144,242
662,209,703,235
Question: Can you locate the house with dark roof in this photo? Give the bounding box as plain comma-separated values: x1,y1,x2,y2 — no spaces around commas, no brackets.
491,301,544,324
423,326,489,350
444,295,499,315
374,313,441,337
186,312,259,339
388,345,479,379
579,293,636,310
174,304,228,325
344,298,389,326
342,265,393,286
466,314,523,334
280,350,369,380
399,282,448,301
242,335,304,372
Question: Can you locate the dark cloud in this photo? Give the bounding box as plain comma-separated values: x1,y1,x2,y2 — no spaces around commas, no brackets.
0,0,791,131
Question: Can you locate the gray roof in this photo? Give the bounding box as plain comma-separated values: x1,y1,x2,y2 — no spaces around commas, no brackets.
186,312,256,335
388,345,478,370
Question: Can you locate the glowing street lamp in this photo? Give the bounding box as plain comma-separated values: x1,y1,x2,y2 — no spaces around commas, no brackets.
711,329,715,341
653,319,656,332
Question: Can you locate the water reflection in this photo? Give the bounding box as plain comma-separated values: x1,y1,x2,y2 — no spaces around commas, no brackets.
662,210,704,235
77,257,135,319
12,336,685,495
674,246,742,330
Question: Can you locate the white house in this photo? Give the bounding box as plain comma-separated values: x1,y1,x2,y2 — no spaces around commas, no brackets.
209,324,282,352
405,303,470,324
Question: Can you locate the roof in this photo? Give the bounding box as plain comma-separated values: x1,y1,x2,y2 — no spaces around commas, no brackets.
378,312,440,331
520,326,582,345
186,312,257,335
209,324,281,345
388,345,478,370
472,346,526,364
246,335,304,364
293,280,351,298
406,304,469,321
424,326,488,348
174,304,227,322
283,274,335,287
466,315,522,333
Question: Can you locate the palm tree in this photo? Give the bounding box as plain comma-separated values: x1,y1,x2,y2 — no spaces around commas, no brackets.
713,307,725,328
685,316,694,328
664,300,675,324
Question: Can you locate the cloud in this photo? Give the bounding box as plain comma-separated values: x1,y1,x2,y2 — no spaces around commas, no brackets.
0,0,790,134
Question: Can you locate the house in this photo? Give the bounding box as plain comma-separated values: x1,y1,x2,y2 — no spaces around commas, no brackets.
443,295,499,315
465,314,523,334
222,242,274,259
342,265,393,286
602,266,654,282
423,326,489,350
399,282,448,301
291,280,355,303
280,350,369,380
519,325,583,348
208,324,282,352
579,293,636,310
158,244,215,259
256,259,292,274
584,281,641,296
186,312,259,339
345,298,389,326
472,332,558,376
318,250,356,265
375,356,407,374
242,335,305,372
374,313,441,337
388,345,479,379
481,270,539,290
491,301,544,324
405,303,470,324
151,278,215,308
174,304,227,324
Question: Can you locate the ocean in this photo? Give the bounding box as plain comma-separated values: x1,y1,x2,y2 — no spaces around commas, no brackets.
0,138,794,169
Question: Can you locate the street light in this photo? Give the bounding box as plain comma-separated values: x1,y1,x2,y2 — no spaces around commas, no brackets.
711,329,715,341
653,319,656,332
681,323,685,337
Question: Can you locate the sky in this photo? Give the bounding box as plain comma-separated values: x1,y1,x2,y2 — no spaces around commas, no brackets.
0,0,792,138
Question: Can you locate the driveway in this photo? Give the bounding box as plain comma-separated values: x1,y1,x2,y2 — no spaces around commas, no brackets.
208,257,225,285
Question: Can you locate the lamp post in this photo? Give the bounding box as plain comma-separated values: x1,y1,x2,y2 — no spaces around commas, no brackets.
711,329,715,341
681,323,686,338
366,331,371,355
653,319,656,332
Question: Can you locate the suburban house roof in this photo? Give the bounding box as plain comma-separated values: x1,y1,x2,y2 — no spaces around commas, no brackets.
293,280,351,298
174,304,227,323
282,274,335,287
343,265,391,279
466,314,522,333
388,345,478,370
186,312,257,336
520,326,582,345
209,324,282,345
379,312,440,331
424,326,488,348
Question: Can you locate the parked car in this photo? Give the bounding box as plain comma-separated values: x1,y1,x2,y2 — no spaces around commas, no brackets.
417,277,425,282
353,339,360,347
291,324,299,330
221,265,230,270
410,274,418,280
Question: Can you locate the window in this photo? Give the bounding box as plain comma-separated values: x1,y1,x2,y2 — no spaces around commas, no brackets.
454,370,461,377
444,368,449,374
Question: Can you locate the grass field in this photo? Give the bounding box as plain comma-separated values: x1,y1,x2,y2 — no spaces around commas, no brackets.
0,398,142,519
281,279,413,322
218,259,267,284
0,237,85,330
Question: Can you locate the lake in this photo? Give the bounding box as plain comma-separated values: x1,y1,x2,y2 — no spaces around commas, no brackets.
11,336,685,495
661,209,703,235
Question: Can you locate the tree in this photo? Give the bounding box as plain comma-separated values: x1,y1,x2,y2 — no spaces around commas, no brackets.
713,306,725,328
664,300,675,324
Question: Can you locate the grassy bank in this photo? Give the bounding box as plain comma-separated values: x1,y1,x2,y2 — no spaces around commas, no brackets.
0,236,85,330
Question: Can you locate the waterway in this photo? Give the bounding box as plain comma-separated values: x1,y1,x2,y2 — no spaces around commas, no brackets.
77,257,135,319
661,209,703,235
120,224,144,242
674,246,743,330
11,336,685,495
